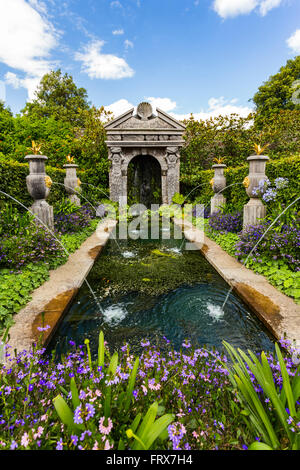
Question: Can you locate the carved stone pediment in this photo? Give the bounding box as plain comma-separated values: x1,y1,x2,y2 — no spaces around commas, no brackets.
104,103,185,135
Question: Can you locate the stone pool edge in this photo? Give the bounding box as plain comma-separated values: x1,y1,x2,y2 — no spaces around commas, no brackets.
6,220,117,355
174,218,300,348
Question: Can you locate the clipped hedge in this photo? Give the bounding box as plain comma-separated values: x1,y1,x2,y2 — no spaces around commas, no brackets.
0,157,109,210
0,154,299,213
180,154,300,211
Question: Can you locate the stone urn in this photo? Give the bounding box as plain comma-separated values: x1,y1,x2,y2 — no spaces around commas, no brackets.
243,155,269,229
63,163,81,206
25,154,54,230
210,163,226,214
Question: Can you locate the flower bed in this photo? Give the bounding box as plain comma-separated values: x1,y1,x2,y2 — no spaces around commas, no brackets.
0,334,299,450
0,202,101,333
193,217,300,303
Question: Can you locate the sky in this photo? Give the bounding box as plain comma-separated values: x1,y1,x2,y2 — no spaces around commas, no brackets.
0,0,299,120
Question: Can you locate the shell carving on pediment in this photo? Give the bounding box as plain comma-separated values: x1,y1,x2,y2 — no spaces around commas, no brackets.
116,116,177,130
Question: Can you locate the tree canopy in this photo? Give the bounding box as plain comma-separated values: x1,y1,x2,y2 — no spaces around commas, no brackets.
22,70,90,126
252,56,300,120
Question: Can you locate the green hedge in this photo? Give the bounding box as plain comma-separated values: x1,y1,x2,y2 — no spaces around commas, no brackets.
1,154,299,213
180,155,300,211
0,157,109,210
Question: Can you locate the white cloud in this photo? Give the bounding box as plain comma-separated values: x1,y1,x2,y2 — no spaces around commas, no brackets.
287,29,300,54
0,81,5,102
170,97,253,121
213,0,258,18
105,96,253,121
0,0,58,100
112,29,124,35
105,98,134,116
124,39,134,50
212,0,283,18
146,97,177,112
75,40,135,79
259,0,282,16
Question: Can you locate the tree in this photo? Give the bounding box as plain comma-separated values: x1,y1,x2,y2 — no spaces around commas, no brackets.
252,56,300,120
72,106,112,171
0,101,15,156
22,70,90,126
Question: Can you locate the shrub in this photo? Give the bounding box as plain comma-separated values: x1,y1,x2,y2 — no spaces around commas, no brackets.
0,204,64,271
208,210,243,233
235,220,300,272
54,201,93,234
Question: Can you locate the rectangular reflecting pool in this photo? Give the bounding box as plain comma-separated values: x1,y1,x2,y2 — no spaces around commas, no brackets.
48,223,275,358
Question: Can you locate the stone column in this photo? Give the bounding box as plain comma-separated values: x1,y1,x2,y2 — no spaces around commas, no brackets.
63,163,81,206
243,155,269,229
121,168,128,207
25,154,54,230
166,147,179,204
210,164,227,214
161,169,168,204
109,147,123,205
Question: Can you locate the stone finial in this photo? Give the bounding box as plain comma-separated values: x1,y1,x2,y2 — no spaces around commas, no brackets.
63,163,81,206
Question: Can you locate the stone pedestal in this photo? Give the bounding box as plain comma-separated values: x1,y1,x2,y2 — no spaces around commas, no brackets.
243,198,266,227
25,155,54,230
210,164,226,214
63,164,81,206
211,194,226,214
243,155,269,229
31,199,54,229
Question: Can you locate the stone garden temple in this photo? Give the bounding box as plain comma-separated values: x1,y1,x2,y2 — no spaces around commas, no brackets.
104,102,185,206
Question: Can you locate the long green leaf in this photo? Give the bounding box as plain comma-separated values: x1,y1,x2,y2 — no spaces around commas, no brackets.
133,402,158,450
248,441,273,450
53,395,83,432
275,343,296,417
143,414,174,450
130,413,142,434
70,377,80,410
98,330,104,369
124,357,139,413
108,351,118,376
235,374,278,448
237,347,291,441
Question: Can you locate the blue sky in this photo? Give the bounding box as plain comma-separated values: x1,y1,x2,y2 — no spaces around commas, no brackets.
0,0,299,119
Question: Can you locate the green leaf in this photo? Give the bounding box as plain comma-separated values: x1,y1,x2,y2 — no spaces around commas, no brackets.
275,343,296,417
143,414,175,450
53,395,83,433
248,441,273,450
70,377,80,410
108,351,118,377
98,330,104,369
124,357,139,413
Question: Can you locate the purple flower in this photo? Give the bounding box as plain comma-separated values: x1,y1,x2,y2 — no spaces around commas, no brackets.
56,438,63,450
